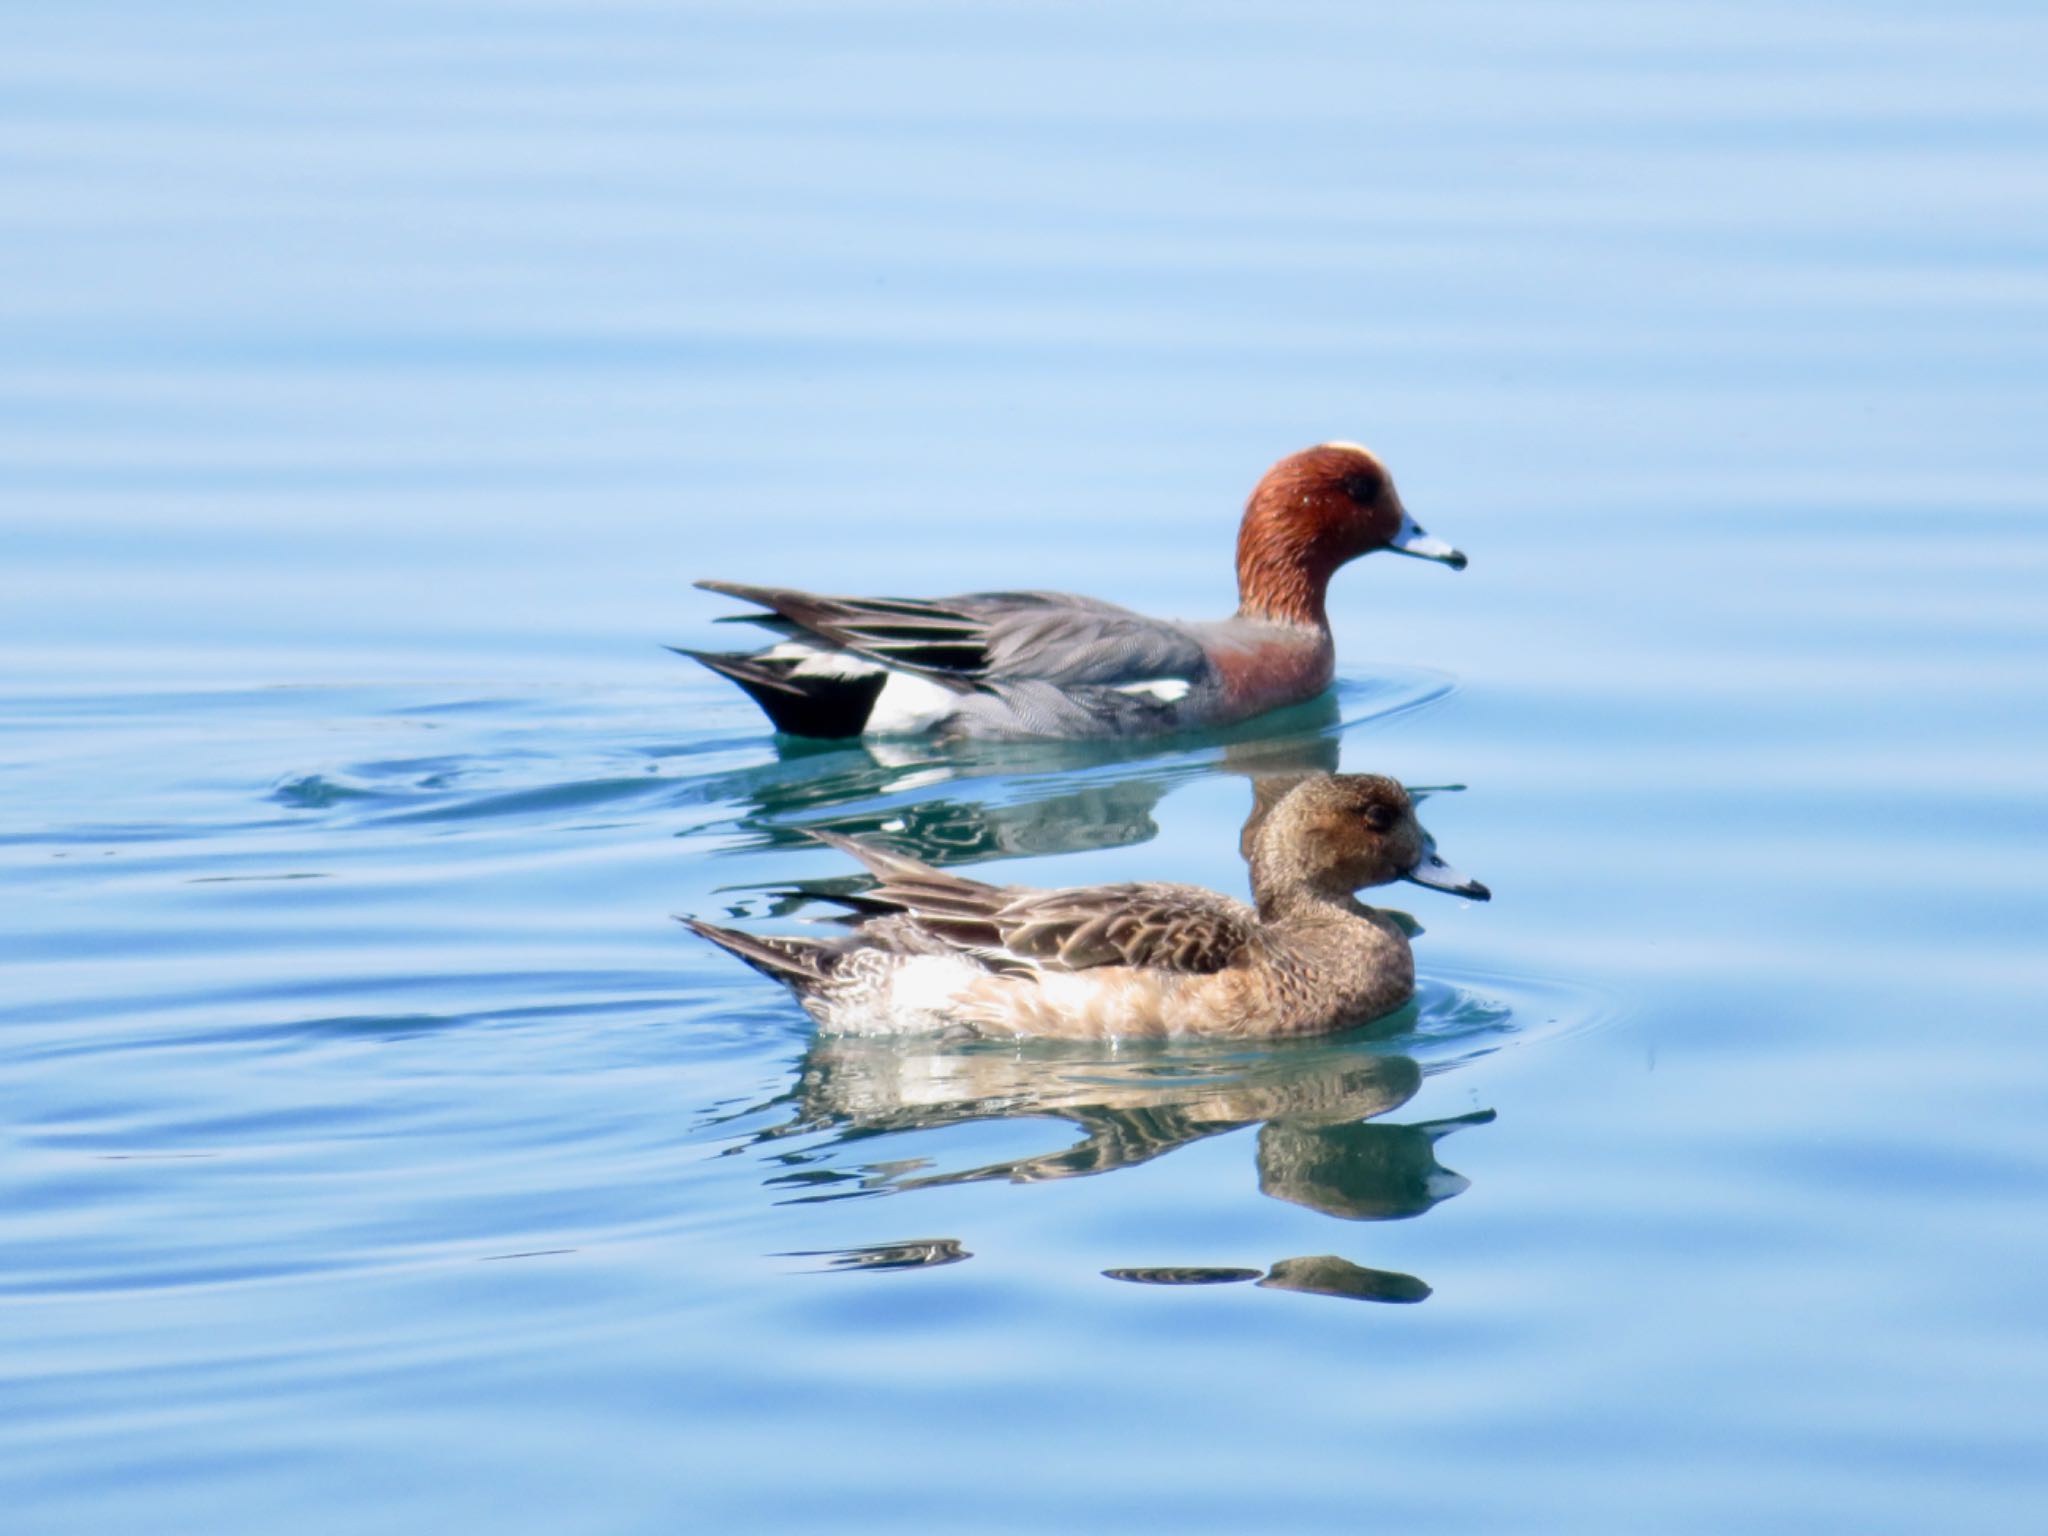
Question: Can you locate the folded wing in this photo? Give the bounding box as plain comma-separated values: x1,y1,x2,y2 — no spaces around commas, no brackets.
698,582,1210,690
811,832,1258,976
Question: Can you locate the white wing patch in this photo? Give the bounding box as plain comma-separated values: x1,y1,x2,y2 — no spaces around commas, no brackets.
1113,678,1192,704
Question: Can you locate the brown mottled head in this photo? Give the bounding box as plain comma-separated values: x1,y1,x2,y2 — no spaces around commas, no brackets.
1250,772,1489,912
1235,443,1466,627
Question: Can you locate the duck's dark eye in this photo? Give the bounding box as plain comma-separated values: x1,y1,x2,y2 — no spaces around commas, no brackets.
1342,469,1384,503
1361,803,1397,833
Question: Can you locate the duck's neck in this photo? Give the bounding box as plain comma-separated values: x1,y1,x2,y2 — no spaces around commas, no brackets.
1232,472,1364,629
1250,859,1366,924
1234,535,1338,630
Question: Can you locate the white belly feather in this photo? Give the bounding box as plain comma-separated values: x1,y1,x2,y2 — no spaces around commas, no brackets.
816,952,992,1035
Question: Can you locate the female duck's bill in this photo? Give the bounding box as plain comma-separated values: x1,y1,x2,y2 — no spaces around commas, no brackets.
676,442,1468,740
684,773,1490,1041
1400,832,1488,899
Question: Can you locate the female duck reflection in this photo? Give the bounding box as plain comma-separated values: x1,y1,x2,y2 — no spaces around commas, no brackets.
716,1032,1493,1303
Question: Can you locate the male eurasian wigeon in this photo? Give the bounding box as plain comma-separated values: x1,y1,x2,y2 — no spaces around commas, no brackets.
684,773,1488,1040
677,443,1465,739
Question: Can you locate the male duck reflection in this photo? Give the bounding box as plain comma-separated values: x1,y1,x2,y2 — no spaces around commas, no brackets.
685,773,1487,1040
678,443,1465,740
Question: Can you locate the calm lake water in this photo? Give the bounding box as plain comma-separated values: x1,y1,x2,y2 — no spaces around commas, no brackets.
5,3,2047,1531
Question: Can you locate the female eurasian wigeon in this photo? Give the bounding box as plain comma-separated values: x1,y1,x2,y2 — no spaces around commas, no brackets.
677,443,1465,739
684,774,1488,1040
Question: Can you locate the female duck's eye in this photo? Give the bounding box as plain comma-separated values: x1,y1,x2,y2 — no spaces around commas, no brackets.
1361,803,1397,832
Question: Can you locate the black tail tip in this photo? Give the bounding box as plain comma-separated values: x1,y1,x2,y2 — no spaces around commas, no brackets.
673,647,884,739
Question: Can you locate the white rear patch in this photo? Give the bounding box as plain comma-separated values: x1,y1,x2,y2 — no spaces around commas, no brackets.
865,670,959,734
761,642,958,734
1114,678,1191,704
824,954,986,1035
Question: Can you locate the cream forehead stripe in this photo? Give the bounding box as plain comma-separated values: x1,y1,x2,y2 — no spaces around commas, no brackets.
1318,440,1376,457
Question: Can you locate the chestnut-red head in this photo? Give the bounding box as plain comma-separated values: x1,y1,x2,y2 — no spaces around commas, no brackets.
1234,443,1465,627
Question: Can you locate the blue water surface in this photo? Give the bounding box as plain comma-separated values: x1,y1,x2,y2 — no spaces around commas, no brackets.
4,3,2047,1531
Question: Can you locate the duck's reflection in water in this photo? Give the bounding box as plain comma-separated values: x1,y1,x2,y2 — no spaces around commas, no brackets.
728,1030,1493,1303
780,1237,972,1272
1259,1109,1493,1220
1105,1256,1435,1304
707,691,1351,875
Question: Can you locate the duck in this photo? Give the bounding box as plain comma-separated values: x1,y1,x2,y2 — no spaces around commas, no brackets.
684,773,1488,1040
675,442,1466,740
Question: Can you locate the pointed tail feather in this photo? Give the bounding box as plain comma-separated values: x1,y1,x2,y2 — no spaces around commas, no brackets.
693,580,989,684
756,884,903,919
672,647,885,738
669,646,804,696
680,917,837,991
804,830,1012,912
1416,1109,1499,1142
804,829,960,884
800,830,1016,947
693,578,801,609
